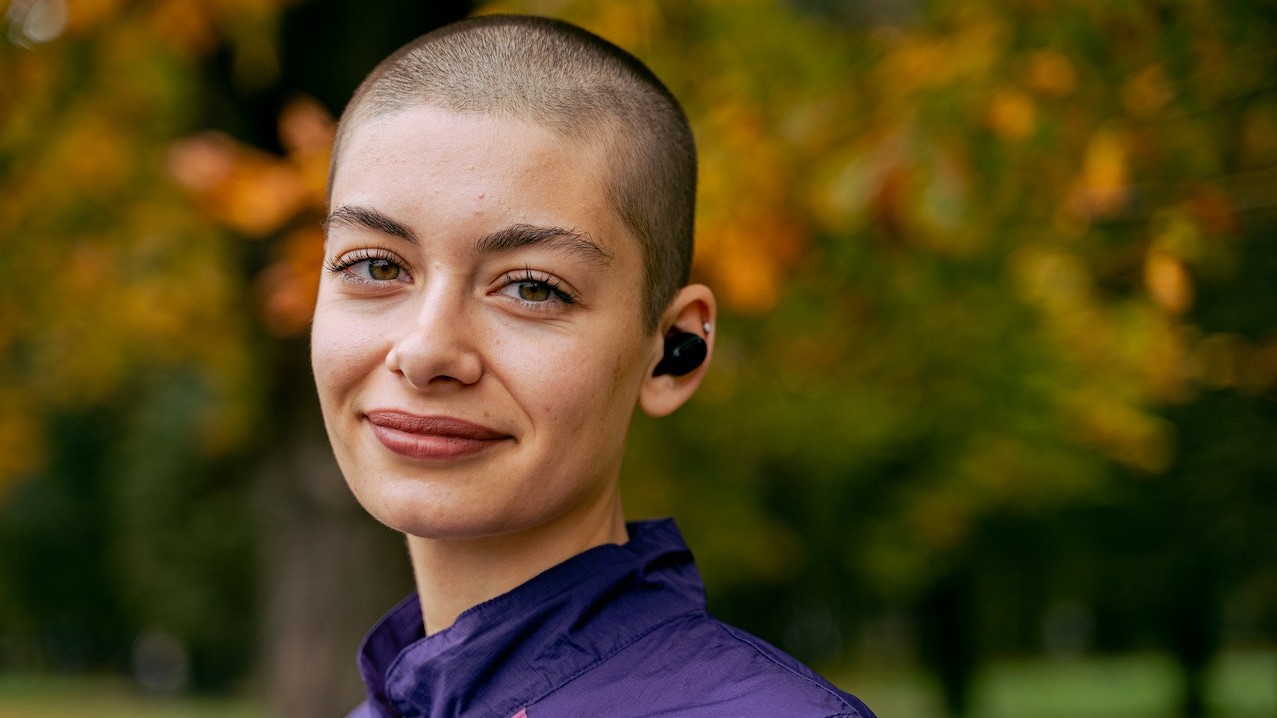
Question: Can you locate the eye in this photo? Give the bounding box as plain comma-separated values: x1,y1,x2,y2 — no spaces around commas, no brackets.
365,258,401,281
324,249,412,285
497,269,576,309
515,281,553,302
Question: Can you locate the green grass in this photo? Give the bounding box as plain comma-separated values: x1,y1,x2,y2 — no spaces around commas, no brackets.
1,651,1273,717
0,674,266,718
836,650,1277,718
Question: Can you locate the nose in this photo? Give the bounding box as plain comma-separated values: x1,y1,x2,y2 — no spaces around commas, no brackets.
384,286,483,389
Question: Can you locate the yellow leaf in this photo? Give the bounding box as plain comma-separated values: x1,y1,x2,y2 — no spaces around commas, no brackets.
1067,393,1174,473
1143,250,1193,315
1069,127,1130,219
986,88,1036,141
1026,49,1076,96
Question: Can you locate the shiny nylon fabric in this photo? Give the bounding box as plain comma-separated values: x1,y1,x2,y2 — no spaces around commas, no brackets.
349,520,876,718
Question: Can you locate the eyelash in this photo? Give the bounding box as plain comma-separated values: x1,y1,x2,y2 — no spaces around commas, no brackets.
324,251,575,309
501,268,578,309
323,247,410,282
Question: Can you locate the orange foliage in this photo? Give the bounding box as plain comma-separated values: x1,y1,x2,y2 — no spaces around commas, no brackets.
487,1,1272,502
170,96,335,336
1144,250,1194,315
1025,49,1077,97
696,214,803,313
0,0,297,492
169,132,310,237
986,88,1037,141
64,0,128,36
6,0,1271,591
147,0,220,56
1069,127,1132,219
258,224,325,337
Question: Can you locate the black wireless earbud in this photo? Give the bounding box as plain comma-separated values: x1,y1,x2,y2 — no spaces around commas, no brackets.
652,332,707,377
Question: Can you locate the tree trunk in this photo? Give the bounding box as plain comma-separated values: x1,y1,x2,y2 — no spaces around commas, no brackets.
1167,561,1219,718
918,568,977,718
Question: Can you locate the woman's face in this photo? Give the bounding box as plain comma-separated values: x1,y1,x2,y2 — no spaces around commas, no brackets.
313,105,659,541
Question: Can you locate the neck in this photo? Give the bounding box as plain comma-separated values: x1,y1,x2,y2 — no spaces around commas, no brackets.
407,492,627,636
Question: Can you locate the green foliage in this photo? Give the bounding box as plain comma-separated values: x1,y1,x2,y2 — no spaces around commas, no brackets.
2,0,1275,707
521,0,1277,666
0,1,267,684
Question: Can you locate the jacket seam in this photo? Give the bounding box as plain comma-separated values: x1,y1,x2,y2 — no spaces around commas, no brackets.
521,609,707,710
715,623,868,716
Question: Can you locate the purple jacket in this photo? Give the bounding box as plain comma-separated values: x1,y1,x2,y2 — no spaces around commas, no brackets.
349,519,877,718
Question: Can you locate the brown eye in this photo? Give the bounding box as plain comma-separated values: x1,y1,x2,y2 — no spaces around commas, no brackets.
517,282,552,301
367,259,400,281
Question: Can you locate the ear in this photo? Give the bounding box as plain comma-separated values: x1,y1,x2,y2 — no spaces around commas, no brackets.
639,284,717,418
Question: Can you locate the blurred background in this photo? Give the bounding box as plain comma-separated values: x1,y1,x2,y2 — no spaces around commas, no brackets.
2,0,1275,716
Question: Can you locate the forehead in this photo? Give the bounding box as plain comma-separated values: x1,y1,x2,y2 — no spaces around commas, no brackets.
332,105,633,252
336,106,596,202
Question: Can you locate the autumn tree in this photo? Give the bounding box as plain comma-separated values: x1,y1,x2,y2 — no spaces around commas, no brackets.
4,2,1275,718
1,0,466,712
492,1,1277,715
1,0,271,685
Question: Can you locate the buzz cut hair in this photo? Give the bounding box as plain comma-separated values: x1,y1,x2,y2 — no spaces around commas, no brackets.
329,14,697,333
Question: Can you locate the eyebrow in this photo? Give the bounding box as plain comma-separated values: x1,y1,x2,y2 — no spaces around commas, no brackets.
324,205,419,244
474,224,613,265
324,205,613,265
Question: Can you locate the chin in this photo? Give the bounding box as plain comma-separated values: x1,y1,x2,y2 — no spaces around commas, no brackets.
353,482,523,541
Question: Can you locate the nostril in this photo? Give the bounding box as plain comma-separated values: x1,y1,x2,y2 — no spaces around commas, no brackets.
384,326,484,389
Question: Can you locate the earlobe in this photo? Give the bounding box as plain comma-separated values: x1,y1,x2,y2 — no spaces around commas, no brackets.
639,284,716,418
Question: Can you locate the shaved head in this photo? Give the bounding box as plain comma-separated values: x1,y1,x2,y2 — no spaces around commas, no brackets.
330,15,697,332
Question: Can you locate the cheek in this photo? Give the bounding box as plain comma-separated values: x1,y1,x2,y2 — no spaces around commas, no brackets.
311,302,383,399
491,328,646,429
490,338,574,420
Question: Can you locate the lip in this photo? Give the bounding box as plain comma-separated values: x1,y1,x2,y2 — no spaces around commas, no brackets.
364,410,511,460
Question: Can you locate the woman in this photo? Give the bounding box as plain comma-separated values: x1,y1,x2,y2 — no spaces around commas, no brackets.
311,14,876,718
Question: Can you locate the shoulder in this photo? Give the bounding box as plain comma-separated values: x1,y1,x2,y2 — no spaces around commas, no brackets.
344,700,376,718
527,612,877,718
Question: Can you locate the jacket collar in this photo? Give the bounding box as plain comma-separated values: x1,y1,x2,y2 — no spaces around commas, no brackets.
358,519,706,718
